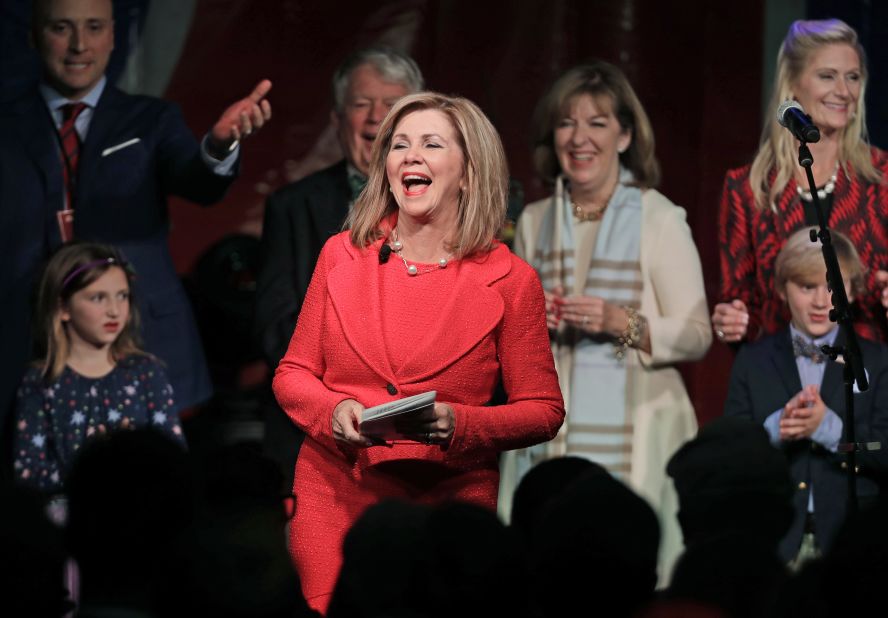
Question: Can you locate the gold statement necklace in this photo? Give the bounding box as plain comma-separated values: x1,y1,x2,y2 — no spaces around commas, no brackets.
571,182,618,222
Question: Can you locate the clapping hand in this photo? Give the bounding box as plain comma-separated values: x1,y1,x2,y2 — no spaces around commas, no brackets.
560,295,625,337
544,286,564,330
780,384,826,441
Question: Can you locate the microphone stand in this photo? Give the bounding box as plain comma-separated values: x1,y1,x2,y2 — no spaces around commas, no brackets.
796,142,872,518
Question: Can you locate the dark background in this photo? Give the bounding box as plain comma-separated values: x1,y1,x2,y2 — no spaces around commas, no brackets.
3,0,884,424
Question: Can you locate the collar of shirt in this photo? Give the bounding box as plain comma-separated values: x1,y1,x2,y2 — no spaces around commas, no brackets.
39,76,106,133
789,323,838,387
789,323,839,350
346,161,368,206
345,161,366,182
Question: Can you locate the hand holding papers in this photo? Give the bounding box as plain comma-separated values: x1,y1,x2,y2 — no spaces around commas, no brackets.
360,391,437,442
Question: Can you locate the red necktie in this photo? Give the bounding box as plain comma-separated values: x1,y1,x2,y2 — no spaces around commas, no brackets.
59,102,88,209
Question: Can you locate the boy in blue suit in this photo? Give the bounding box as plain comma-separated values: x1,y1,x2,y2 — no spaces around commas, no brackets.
725,228,888,564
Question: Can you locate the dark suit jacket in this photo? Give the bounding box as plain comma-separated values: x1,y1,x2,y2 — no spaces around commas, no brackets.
253,160,350,483
255,160,350,367
724,328,888,560
0,85,235,430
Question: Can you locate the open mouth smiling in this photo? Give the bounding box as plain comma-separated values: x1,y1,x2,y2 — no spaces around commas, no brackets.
402,172,432,195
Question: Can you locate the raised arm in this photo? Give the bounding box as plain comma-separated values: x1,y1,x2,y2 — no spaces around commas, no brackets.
206,79,273,157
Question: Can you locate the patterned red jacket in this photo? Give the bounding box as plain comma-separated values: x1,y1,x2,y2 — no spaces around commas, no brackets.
718,147,888,342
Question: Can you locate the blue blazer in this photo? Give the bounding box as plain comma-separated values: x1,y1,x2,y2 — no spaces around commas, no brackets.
0,85,236,431
724,328,888,560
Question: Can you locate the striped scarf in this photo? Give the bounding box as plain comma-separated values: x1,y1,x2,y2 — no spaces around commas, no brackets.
531,170,643,476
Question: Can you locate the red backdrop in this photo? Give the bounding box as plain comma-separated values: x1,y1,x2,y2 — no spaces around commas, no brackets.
164,0,765,424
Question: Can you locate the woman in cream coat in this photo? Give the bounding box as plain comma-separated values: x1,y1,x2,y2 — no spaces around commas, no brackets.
504,62,711,581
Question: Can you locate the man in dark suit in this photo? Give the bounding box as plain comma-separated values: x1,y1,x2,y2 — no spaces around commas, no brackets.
255,48,423,478
0,0,272,452
724,229,888,563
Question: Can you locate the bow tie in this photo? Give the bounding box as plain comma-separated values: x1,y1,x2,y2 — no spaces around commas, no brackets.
347,173,367,202
792,335,826,363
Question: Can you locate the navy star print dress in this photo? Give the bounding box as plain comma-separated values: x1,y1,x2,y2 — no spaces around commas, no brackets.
13,354,185,493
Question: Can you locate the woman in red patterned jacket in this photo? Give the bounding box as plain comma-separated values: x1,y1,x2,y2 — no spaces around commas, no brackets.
714,19,888,344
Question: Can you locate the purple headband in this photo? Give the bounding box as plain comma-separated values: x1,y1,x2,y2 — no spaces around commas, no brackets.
61,257,124,291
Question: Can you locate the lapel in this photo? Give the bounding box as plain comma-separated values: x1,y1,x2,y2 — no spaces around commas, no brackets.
11,92,65,247
75,86,127,209
820,328,847,408
771,329,803,398
13,92,61,186
326,237,511,384
307,161,351,237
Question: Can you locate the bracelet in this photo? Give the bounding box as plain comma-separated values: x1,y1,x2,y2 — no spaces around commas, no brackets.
615,306,642,361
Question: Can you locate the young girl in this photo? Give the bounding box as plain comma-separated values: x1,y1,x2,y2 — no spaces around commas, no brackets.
13,242,185,494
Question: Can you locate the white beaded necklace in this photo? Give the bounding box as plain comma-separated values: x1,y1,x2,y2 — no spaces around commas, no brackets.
389,230,451,276
796,163,839,202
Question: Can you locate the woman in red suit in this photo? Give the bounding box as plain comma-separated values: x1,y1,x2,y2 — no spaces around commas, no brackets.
714,19,888,344
272,92,565,613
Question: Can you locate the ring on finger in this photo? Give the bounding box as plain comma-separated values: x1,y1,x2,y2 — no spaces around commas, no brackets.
425,432,432,444
716,329,725,340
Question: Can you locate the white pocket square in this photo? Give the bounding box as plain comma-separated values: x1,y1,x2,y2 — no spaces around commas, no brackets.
102,138,141,157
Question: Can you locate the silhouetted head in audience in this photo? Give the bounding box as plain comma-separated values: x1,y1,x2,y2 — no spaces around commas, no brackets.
667,417,794,549
510,455,599,544
65,429,191,612
667,532,788,618
415,501,532,618
528,465,660,618
330,499,532,618
816,496,888,616
198,441,289,517
0,482,71,616
327,499,431,618
162,442,314,617
762,499,888,618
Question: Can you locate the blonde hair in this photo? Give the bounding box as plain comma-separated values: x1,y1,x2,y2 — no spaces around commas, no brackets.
36,242,144,382
347,92,508,258
531,61,660,188
774,228,865,298
750,19,880,211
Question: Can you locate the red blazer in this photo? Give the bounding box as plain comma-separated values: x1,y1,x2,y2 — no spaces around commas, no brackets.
718,147,888,342
272,231,564,610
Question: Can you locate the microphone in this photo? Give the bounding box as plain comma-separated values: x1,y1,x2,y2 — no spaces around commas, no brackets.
777,100,820,143
379,243,392,264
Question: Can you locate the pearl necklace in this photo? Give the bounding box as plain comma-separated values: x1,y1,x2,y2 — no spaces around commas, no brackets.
389,231,450,276
796,163,838,202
